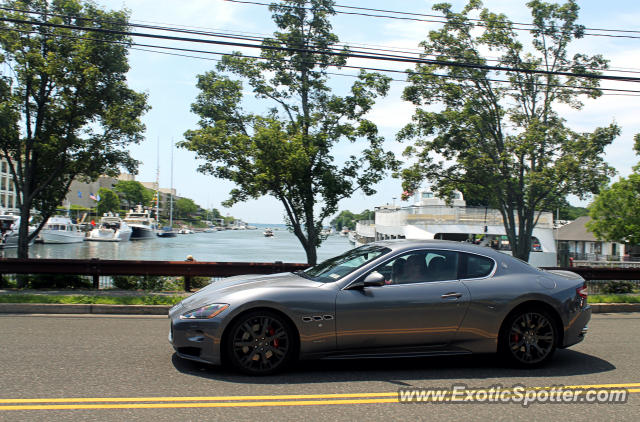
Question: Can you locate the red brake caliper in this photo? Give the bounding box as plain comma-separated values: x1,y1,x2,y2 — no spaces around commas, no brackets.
269,327,279,348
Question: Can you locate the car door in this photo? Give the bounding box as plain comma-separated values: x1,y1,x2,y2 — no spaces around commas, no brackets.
335,250,470,350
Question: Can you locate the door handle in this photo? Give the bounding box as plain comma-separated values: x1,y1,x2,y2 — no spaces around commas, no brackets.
441,292,463,299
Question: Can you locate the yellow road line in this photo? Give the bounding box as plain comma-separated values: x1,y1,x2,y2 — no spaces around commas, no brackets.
0,383,637,411
1,398,399,411
0,392,398,404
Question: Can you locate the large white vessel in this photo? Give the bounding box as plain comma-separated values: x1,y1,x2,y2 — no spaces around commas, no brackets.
39,216,85,244
86,213,132,242
123,205,157,240
355,187,557,268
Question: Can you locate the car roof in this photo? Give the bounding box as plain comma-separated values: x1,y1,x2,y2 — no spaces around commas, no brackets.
369,239,513,260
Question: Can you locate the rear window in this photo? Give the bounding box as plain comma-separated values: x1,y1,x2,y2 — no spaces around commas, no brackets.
461,253,495,279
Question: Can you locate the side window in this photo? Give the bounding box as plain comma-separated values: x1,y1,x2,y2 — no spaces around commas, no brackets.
372,250,459,285
461,253,495,279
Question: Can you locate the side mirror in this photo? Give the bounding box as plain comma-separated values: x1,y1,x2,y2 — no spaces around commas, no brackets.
363,271,386,287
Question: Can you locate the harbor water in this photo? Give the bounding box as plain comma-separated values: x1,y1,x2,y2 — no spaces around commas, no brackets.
5,225,353,264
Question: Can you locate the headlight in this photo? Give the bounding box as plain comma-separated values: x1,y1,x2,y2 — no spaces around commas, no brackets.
180,304,229,320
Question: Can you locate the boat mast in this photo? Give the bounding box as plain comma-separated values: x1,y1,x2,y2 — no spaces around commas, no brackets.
170,138,174,228
155,137,160,225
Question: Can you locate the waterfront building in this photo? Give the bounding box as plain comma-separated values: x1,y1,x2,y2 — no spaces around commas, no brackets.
0,158,19,213
64,174,128,209
556,216,625,265
354,187,557,267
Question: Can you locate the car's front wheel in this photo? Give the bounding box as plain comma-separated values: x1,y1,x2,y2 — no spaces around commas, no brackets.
500,308,557,367
225,310,297,375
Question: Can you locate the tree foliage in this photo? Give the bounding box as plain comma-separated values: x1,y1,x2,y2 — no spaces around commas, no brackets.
0,0,149,258
180,0,396,264
174,197,199,219
113,180,153,209
96,188,120,215
331,209,375,230
588,134,640,244
397,0,618,261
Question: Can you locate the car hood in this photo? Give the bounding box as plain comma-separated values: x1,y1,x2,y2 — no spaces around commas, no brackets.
175,272,320,311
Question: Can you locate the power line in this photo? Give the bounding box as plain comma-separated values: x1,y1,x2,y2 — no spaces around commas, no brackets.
2,5,639,77
3,26,640,97
2,16,639,84
225,0,640,40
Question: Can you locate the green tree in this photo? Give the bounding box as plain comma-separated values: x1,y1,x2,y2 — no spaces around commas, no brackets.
174,197,198,219
588,134,640,244
180,0,396,264
0,0,149,259
96,188,120,215
397,0,618,262
331,209,374,230
113,180,153,209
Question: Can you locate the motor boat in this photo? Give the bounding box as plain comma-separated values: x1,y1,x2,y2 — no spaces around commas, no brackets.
39,216,85,244
86,213,132,242
0,213,34,248
123,205,157,240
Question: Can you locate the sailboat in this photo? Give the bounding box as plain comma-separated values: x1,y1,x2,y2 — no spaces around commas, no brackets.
158,138,177,238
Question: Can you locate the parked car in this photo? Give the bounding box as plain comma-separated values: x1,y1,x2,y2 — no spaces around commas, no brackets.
169,240,590,375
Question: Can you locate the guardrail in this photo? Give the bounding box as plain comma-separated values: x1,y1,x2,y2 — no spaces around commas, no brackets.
2,259,640,291
0,258,309,291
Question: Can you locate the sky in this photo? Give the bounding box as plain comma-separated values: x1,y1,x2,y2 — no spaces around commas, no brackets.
94,0,640,224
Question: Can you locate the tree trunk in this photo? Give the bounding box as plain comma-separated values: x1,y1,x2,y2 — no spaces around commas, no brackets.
304,242,318,266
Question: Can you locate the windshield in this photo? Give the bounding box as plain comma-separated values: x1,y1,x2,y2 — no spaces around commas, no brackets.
301,245,391,283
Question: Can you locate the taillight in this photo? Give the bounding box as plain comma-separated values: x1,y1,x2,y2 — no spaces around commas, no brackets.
576,283,588,299
576,282,588,307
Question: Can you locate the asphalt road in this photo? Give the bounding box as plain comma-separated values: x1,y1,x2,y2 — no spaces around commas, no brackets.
0,313,638,421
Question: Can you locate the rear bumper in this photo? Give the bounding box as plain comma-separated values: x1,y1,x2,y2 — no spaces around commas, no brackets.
562,305,591,348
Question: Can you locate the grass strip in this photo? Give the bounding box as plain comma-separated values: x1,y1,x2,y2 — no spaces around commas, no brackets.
0,294,182,305
588,294,640,304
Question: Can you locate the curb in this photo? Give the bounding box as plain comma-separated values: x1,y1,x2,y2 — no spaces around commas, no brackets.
0,303,639,315
0,303,170,315
589,303,640,313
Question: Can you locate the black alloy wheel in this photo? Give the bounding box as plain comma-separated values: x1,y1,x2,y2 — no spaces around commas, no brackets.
501,308,557,367
226,310,296,375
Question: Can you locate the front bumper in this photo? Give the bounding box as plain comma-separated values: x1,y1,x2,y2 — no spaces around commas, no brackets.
562,305,591,348
169,317,224,365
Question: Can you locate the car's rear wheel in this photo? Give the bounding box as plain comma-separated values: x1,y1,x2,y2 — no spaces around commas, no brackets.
500,308,557,367
225,310,296,375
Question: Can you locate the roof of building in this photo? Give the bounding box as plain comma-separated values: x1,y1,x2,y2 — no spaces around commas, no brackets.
556,216,599,242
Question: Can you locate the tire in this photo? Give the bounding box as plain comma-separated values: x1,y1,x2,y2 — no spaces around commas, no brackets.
499,307,558,367
224,310,297,375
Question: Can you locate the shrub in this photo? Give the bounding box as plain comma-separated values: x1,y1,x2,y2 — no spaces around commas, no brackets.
111,275,138,290
601,280,635,294
111,275,172,291
188,276,212,290
27,274,92,289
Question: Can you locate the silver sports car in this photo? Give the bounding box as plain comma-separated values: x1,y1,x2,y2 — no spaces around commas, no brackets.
169,240,590,375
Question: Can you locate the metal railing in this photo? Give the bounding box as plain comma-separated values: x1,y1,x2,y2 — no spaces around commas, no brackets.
0,258,309,291
3,258,640,292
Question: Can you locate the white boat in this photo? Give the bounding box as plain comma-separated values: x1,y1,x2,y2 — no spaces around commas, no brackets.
0,214,34,248
178,228,194,234
123,205,157,240
86,213,132,242
39,216,85,244
355,187,557,268
263,228,274,237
